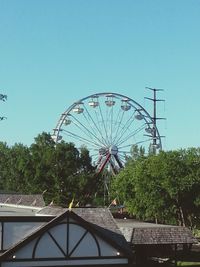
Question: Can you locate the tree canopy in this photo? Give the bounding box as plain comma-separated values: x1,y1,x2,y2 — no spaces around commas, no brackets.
0,132,98,206
111,148,200,227
1,134,200,229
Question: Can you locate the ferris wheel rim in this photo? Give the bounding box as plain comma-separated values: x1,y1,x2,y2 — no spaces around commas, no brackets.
52,92,162,174
53,92,162,150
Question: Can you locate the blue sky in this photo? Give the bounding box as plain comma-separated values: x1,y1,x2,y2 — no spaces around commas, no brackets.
0,0,200,151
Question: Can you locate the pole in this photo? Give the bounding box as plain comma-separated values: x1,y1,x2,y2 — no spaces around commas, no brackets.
145,87,165,154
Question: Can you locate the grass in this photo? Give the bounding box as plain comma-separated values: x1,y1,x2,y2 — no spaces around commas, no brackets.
177,262,200,267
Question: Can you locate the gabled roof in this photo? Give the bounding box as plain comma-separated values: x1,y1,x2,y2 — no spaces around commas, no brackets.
36,206,130,248
37,207,122,234
0,209,133,261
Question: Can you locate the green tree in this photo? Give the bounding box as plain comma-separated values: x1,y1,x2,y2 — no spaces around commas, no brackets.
54,142,97,206
0,142,10,190
29,132,57,203
111,148,200,227
160,149,200,226
6,143,33,193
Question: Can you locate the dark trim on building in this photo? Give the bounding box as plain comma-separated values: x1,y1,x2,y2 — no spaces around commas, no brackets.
0,210,133,262
0,216,53,222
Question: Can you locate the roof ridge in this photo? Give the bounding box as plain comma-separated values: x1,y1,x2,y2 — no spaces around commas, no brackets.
0,209,133,261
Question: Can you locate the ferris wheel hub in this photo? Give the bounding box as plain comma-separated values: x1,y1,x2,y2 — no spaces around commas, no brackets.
109,145,118,155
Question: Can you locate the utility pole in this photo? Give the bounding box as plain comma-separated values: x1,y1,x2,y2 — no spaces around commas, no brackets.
145,87,165,154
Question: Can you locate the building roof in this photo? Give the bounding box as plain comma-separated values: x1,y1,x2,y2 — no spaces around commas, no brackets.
37,207,122,234
116,219,197,245
0,209,133,262
132,227,197,245
0,200,196,250
37,206,130,249
0,203,41,217
0,193,45,207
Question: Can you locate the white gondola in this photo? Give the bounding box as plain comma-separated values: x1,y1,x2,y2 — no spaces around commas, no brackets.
105,94,115,107
72,106,84,114
145,127,153,134
134,113,144,120
88,101,99,108
121,104,131,111
105,100,115,107
121,98,131,111
64,118,71,125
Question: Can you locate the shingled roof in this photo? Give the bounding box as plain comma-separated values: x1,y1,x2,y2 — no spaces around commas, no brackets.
37,207,123,234
0,193,45,207
37,206,131,251
116,219,197,245
0,209,133,262
132,227,197,245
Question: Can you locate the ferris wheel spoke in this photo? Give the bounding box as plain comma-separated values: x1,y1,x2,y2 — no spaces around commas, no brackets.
82,103,108,146
118,151,132,154
90,152,100,159
81,106,101,138
111,105,123,145
105,106,109,143
69,115,96,141
93,109,109,146
105,106,109,141
62,129,102,149
110,104,115,144
113,110,137,145
118,151,130,159
109,159,117,175
119,158,126,165
118,138,153,150
69,114,106,147
112,109,126,144
98,103,110,145
116,123,146,147
118,150,131,156
113,109,138,146
92,155,101,165
105,103,114,145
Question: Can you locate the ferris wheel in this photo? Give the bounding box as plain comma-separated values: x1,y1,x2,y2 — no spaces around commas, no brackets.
52,92,162,175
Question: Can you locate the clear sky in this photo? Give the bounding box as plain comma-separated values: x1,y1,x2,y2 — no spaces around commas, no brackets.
0,0,200,151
